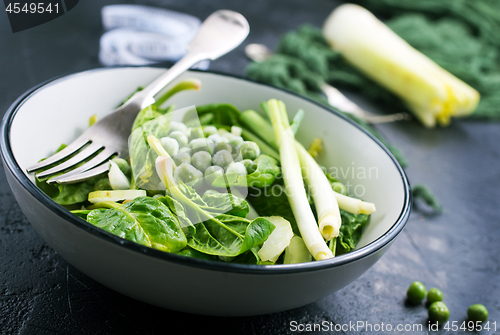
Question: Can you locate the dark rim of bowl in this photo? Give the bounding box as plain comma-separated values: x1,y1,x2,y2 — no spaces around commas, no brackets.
0,66,412,275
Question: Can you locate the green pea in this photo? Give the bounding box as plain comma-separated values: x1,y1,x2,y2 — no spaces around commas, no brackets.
213,150,233,168
427,288,443,304
204,165,224,185
407,281,426,304
226,162,247,177
214,142,232,154
242,159,257,174
467,304,488,323
173,152,191,167
240,141,260,160
189,138,213,154
168,121,187,134
178,147,192,155
203,126,218,137
173,163,203,188
208,134,228,144
428,301,449,324
169,131,188,148
191,151,212,173
188,127,204,141
160,137,179,157
228,136,244,147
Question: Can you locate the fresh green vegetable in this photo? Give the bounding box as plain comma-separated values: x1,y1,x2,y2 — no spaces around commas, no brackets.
267,99,332,260
334,192,376,215
257,216,294,263
323,4,480,128
204,165,224,185
153,78,201,109
467,304,488,323
191,151,212,173
211,154,280,188
129,113,172,190
428,301,450,324
86,197,187,252
240,129,280,160
295,140,341,241
427,288,443,304
240,110,278,149
108,160,131,190
240,141,261,160
173,163,203,189
155,155,275,257
88,190,146,203
160,137,179,157
407,281,427,304
35,79,374,265
336,210,370,253
284,236,312,264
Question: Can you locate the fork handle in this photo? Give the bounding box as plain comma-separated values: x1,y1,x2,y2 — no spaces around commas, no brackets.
124,51,207,110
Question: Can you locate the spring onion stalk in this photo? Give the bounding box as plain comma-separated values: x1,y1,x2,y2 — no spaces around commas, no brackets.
88,190,146,203
295,142,341,241
323,4,480,128
108,160,131,190
147,135,170,157
153,78,201,109
155,155,212,225
290,109,304,135
267,99,333,260
240,110,278,149
333,191,376,215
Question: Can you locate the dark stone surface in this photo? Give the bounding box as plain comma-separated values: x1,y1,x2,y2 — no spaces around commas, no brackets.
1,0,499,334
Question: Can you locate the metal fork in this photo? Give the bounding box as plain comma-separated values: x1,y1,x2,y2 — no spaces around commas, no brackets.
244,43,411,124
27,10,250,184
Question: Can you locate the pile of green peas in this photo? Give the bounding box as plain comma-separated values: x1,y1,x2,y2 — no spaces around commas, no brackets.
160,122,261,188
406,281,489,325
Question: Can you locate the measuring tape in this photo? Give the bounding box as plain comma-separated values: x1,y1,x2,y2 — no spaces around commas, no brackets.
99,4,209,69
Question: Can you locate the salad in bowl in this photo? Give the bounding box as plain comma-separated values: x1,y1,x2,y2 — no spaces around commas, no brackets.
33,78,376,265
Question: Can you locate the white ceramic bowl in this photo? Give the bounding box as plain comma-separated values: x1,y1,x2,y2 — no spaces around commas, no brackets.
1,67,411,316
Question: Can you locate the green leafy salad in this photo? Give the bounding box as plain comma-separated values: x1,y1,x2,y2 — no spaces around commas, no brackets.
35,79,376,265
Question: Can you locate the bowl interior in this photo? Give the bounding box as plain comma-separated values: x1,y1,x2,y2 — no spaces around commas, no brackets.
9,67,406,252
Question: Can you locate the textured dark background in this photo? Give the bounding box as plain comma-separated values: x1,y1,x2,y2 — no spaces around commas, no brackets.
1,0,499,334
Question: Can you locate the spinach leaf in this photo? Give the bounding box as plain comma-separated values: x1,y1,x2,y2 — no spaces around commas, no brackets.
175,246,217,261
183,103,242,126
35,144,108,206
158,181,274,257
336,210,370,254
187,214,274,257
247,182,300,235
201,190,249,218
129,113,172,190
86,197,187,253
131,105,173,132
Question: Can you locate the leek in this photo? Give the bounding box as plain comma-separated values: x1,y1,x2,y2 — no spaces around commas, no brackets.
334,191,376,215
88,190,146,203
267,99,333,260
257,216,294,263
108,160,131,190
295,142,341,241
323,4,480,128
